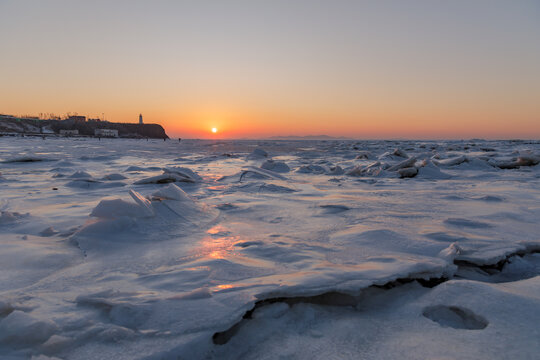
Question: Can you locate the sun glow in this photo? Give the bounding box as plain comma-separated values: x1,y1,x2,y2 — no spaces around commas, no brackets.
211,127,218,133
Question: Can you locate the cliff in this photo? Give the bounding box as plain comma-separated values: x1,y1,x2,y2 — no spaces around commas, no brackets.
51,121,168,138
0,116,168,139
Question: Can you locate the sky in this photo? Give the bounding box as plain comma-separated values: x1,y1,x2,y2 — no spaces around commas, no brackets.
1,0,539,139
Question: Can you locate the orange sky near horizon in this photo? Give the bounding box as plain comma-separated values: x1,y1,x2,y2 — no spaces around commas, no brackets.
2,100,538,140
1,1,539,139
3,92,537,139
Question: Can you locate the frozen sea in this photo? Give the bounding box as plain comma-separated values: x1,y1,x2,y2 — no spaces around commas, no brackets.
0,137,539,359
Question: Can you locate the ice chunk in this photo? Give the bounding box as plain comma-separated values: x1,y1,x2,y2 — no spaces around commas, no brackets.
0,210,29,224
387,157,417,171
345,161,385,177
491,155,540,169
240,166,288,181
260,160,290,173
68,171,92,179
163,167,202,182
134,167,200,184
40,335,73,354
397,167,418,178
328,165,344,175
247,147,268,160
355,151,371,159
378,148,408,160
392,148,408,157
438,243,463,261
417,160,452,179
133,173,181,184
433,155,468,166
73,216,136,238
152,183,192,201
90,199,151,218
129,190,155,217
125,165,146,172
295,164,327,174
39,226,58,237
517,154,540,166
0,310,57,345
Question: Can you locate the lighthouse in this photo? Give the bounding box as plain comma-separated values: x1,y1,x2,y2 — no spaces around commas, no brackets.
139,114,143,124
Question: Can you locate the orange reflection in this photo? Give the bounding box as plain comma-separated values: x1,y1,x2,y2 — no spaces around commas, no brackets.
197,225,239,260
209,250,225,259
216,284,234,290
207,224,229,235
207,185,227,191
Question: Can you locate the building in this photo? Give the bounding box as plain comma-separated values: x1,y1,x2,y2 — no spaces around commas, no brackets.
139,114,143,125
59,129,79,136
94,129,118,137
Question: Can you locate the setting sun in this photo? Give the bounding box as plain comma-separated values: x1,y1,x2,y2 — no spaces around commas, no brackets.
211,127,218,133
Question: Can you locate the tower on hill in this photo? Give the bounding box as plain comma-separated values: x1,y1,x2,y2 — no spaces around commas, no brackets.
139,114,143,124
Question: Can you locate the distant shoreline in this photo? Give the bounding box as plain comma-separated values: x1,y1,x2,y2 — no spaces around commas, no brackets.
0,115,168,139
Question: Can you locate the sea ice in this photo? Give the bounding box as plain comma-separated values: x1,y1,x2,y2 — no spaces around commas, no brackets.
0,137,538,359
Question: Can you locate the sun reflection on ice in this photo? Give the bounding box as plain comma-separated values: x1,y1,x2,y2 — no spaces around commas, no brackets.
197,225,238,260
207,224,229,235
216,284,234,290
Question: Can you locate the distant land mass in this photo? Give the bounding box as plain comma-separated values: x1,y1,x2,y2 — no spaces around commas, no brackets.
268,135,350,140
0,114,168,139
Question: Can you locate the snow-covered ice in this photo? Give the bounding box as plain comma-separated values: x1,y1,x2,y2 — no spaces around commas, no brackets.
0,137,539,359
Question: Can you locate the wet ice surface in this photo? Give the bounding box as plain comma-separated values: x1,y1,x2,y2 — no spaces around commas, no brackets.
0,137,539,359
